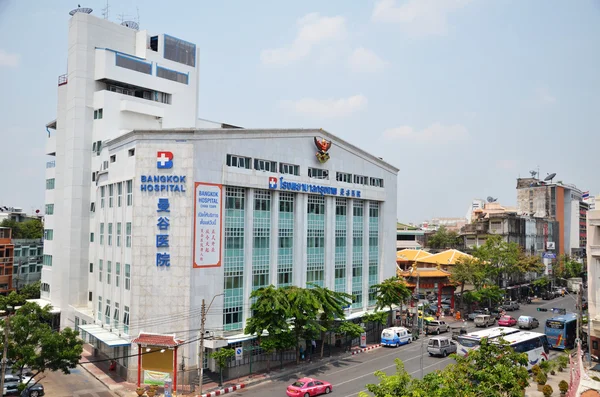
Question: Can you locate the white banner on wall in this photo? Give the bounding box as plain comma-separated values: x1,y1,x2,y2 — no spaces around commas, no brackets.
193,182,222,268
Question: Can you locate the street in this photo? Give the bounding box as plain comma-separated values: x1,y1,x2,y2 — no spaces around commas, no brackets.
235,296,576,397
37,366,116,397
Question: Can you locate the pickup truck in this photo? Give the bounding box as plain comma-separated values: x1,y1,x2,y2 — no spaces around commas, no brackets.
502,301,520,311
425,321,450,335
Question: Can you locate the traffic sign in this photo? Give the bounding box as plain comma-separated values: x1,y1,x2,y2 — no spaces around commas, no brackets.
235,347,243,361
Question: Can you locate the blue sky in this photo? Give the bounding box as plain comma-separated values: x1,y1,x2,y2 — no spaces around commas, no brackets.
0,0,599,223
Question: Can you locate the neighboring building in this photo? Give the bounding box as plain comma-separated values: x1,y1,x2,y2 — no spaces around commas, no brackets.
419,217,467,232
0,207,40,223
583,191,596,210
0,228,14,294
516,177,587,257
42,10,398,383
396,222,425,250
12,239,43,290
465,198,486,223
585,199,600,360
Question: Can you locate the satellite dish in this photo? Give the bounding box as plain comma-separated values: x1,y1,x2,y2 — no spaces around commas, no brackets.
121,21,139,30
69,6,93,16
486,196,498,203
544,173,556,183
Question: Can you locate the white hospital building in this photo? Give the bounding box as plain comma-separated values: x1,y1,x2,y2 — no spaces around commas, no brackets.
41,9,398,383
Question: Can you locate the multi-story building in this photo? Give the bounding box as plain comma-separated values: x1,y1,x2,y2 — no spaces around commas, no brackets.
42,9,398,383
0,228,14,294
396,223,425,250
585,199,600,360
12,239,43,290
0,207,40,223
516,177,587,257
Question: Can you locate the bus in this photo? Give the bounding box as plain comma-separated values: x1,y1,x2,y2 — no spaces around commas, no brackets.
545,313,577,350
456,327,521,356
496,331,550,369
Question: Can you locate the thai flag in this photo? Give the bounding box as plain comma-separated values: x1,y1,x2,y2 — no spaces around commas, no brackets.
583,191,590,199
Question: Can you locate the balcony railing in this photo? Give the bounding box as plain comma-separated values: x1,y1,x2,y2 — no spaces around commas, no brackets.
58,74,68,86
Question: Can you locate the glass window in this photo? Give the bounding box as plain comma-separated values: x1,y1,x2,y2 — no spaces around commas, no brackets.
157,66,189,84
125,264,131,290
116,262,120,287
107,261,112,285
126,180,133,206
45,204,54,215
105,299,111,324
45,178,55,190
100,186,105,208
108,223,113,246
115,53,152,74
116,223,122,247
99,259,103,282
100,223,104,245
123,306,130,334
98,296,102,320
163,34,196,67
126,222,132,248
117,182,123,207
108,184,114,208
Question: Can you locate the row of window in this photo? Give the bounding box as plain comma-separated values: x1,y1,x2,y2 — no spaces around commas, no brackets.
98,181,134,209
226,154,384,187
92,260,131,290
97,296,130,334
115,51,189,84
97,222,132,248
13,264,42,275
13,247,42,257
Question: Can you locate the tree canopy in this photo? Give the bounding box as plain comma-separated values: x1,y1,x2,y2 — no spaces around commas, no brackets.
373,277,411,325
0,219,43,239
427,226,462,249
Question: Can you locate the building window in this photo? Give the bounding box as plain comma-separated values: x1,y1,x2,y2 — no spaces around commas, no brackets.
368,202,380,305
253,159,277,172
117,182,123,207
226,154,251,169
308,168,329,180
108,223,113,246
110,155,116,163
115,53,152,74
156,66,189,84
279,163,300,176
89,262,93,273
93,108,103,119
126,222,132,248
105,299,111,324
99,260,103,282
163,34,196,67
223,187,245,331
45,204,54,215
126,180,133,206
352,200,364,308
107,261,112,285
109,184,114,208
98,296,102,320
89,291,92,302
278,192,294,287
100,186,105,208
43,255,52,267
116,223,122,247
252,190,271,291
46,178,55,190
369,177,384,188
123,306,130,334
90,202,95,212
307,195,325,287
90,232,94,242
335,198,347,293
100,223,104,245
354,175,368,185
41,282,50,293
128,148,135,157
336,172,352,183
125,264,130,290
43,229,53,241
116,262,120,287
113,302,120,328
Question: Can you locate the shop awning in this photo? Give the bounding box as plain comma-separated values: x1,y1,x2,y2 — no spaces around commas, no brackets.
79,324,131,347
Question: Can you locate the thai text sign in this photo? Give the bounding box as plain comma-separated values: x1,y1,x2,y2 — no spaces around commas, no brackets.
193,182,222,268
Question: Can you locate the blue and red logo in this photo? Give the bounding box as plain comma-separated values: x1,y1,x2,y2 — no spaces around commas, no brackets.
157,151,173,169
268,177,277,190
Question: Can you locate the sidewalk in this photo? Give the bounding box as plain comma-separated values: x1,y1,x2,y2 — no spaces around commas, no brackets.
78,342,384,397
524,369,570,397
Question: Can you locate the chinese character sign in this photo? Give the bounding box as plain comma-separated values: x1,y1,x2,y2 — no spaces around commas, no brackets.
193,182,222,268
156,198,171,267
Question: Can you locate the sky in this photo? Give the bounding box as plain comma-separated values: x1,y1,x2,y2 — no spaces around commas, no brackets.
0,0,599,223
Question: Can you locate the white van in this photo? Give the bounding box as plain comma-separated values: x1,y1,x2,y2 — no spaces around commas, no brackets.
474,314,495,328
427,336,457,357
381,327,412,347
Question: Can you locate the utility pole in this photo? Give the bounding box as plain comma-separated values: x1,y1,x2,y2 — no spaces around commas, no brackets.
198,294,223,396
0,313,10,395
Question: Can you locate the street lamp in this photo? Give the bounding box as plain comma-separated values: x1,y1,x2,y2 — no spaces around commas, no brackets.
198,293,224,396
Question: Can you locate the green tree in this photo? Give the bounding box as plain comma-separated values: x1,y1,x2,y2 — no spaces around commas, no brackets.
335,321,364,351
447,230,462,249
258,337,277,373
373,276,411,326
0,219,43,239
309,284,353,358
245,285,290,340
555,255,583,280
364,311,388,338
513,249,544,280
473,235,520,287
18,281,41,299
209,348,235,386
427,226,449,249
450,256,485,310
4,302,83,388
283,286,322,363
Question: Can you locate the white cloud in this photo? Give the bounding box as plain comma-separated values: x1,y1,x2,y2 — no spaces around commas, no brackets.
348,47,389,73
0,49,20,67
372,0,472,37
261,13,347,66
279,95,368,118
383,122,468,143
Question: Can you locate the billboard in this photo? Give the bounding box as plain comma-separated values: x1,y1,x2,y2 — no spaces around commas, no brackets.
193,182,222,268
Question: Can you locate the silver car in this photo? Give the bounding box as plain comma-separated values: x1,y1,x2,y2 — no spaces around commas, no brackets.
517,315,539,330
427,336,457,357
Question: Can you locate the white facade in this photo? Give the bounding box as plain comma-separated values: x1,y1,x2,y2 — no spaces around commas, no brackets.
586,200,600,359
42,11,399,383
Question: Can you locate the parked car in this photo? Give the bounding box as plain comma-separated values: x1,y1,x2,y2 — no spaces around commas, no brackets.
286,378,332,397
468,309,487,321
425,320,450,335
4,381,44,397
517,315,539,330
427,336,457,357
381,327,412,347
542,291,555,300
502,301,520,311
498,315,517,327
489,308,503,320
474,314,496,328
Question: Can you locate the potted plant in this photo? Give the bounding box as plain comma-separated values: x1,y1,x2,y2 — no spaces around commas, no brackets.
536,372,547,392
542,384,553,397
539,359,551,374
531,364,541,378
557,355,568,372
558,380,568,397
135,387,146,396
146,385,158,397
547,359,557,375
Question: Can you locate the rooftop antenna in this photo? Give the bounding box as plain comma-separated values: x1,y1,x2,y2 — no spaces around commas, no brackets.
544,173,556,184
69,5,93,16
529,170,538,179
101,0,109,19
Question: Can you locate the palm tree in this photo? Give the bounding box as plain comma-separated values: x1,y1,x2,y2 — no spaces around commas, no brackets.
373,276,411,326
309,284,353,357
